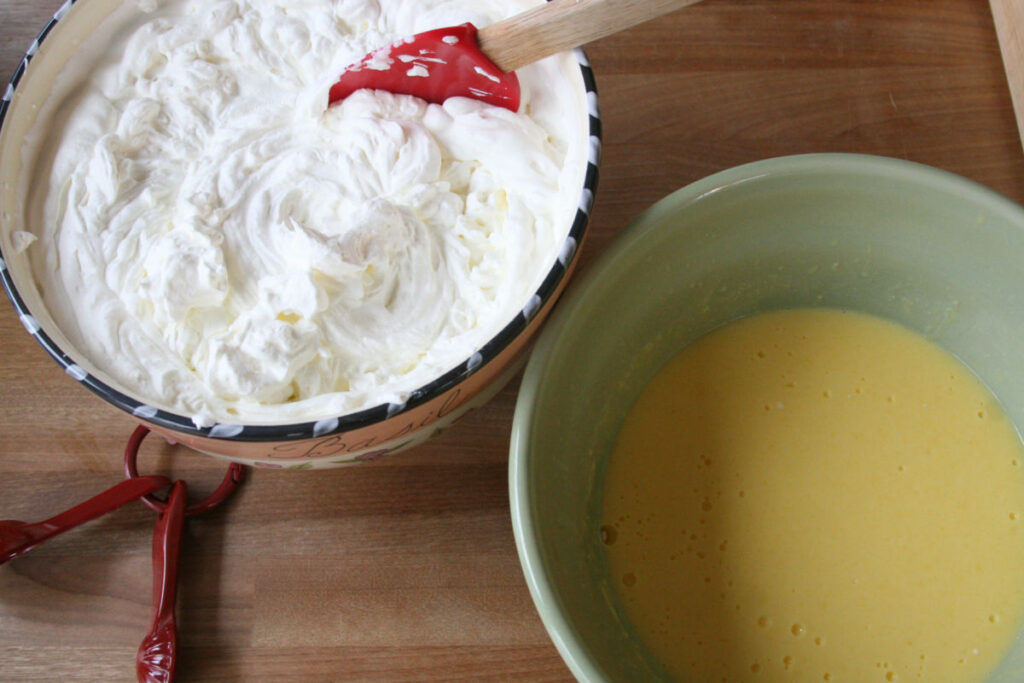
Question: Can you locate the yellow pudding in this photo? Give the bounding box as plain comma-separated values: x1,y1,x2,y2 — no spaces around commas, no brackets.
601,308,1024,682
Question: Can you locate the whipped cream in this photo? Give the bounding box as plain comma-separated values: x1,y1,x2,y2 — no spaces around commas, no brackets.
30,0,586,426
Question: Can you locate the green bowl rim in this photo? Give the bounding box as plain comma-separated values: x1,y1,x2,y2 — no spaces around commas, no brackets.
508,152,1024,682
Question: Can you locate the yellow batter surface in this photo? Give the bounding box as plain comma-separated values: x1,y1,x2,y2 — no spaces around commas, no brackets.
602,308,1024,682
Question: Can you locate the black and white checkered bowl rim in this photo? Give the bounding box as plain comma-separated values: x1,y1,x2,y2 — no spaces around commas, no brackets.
0,0,601,442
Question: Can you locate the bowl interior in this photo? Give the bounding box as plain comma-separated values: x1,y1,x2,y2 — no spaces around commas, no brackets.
0,0,595,440
511,153,1024,682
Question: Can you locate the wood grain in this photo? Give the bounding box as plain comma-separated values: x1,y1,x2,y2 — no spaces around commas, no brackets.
1,0,1023,681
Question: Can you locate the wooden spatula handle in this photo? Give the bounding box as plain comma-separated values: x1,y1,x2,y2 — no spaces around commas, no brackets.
478,0,704,73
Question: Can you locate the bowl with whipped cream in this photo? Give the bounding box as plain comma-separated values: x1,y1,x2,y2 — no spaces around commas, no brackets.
0,0,598,468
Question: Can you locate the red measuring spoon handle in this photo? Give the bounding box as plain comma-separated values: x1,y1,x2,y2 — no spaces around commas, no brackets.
0,475,172,565
137,480,187,683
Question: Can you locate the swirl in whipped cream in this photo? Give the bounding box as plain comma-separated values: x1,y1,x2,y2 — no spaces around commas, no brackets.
31,0,585,426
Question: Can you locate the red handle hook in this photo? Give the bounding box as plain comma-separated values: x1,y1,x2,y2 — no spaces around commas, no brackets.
124,426,244,517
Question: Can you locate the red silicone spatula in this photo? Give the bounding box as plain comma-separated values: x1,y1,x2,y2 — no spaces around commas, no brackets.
328,0,704,111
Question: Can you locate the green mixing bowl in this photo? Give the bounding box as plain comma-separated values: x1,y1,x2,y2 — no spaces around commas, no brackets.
509,153,1024,682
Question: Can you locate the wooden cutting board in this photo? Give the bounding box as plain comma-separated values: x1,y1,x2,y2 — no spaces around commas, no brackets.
991,0,1024,152
1,1,1023,681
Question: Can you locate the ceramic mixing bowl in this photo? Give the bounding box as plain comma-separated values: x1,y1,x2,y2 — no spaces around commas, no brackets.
510,153,1024,681
0,0,599,469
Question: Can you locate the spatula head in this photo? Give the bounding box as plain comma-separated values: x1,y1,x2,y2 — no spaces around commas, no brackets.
328,23,521,111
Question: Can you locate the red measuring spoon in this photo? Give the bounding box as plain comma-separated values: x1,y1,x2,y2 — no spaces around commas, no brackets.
137,480,187,683
328,0,704,111
125,426,245,683
0,426,244,683
0,475,171,565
